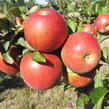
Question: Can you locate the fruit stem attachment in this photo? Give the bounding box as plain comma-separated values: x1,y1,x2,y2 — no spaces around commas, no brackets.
99,36,109,43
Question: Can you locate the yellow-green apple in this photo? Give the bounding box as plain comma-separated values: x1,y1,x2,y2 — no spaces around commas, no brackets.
63,68,95,88
20,53,63,90
61,32,101,74
82,24,97,35
24,8,68,52
94,14,109,33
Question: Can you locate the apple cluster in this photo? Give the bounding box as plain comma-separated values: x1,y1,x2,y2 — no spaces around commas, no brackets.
21,8,102,90
1,8,107,90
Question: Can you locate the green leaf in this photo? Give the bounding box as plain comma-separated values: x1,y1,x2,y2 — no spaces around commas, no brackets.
67,2,76,12
94,70,103,88
101,47,108,60
66,67,73,72
76,93,90,109
17,37,34,51
8,7,22,17
28,5,40,14
90,87,108,104
3,51,14,64
64,84,73,91
0,17,13,35
95,3,100,14
32,51,46,63
87,2,95,15
22,49,30,55
6,7,22,24
77,24,82,32
67,19,76,32
3,41,10,51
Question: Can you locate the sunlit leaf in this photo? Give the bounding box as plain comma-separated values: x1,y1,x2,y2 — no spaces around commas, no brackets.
101,47,108,60
76,93,90,109
32,51,46,63
28,5,40,14
17,37,34,51
3,51,14,64
67,19,76,32
94,70,103,88
3,41,10,51
90,87,108,104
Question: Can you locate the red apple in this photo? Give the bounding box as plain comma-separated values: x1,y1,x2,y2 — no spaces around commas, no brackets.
61,32,101,74
94,14,109,33
63,70,95,88
0,52,18,75
24,8,68,52
20,53,63,90
82,24,97,35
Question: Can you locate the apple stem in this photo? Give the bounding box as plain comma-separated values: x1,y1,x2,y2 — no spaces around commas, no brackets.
99,36,109,43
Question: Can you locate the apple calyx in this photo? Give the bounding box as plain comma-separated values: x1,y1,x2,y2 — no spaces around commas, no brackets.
84,53,94,64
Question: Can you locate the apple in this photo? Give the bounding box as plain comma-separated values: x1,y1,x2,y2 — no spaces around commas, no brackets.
63,70,95,88
94,14,109,33
61,32,101,74
24,8,68,52
82,24,97,35
20,53,63,90
0,52,18,75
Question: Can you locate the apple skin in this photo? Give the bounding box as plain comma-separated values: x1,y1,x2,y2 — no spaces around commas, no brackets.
63,70,95,88
20,53,63,90
0,52,18,75
82,24,97,35
61,32,101,74
94,14,109,33
24,8,68,52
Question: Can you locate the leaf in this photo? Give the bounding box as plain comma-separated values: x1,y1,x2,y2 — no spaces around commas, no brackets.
90,87,108,104
32,51,46,63
3,41,10,51
64,84,73,91
67,19,76,32
28,5,40,14
66,67,73,72
3,51,14,64
8,7,22,17
77,24,82,32
87,2,95,15
92,94,105,109
0,17,13,35
90,87,109,109
94,70,103,88
6,7,22,24
76,93,90,109
101,47,108,60
22,49,30,55
95,3,100,14
17,37,34,51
